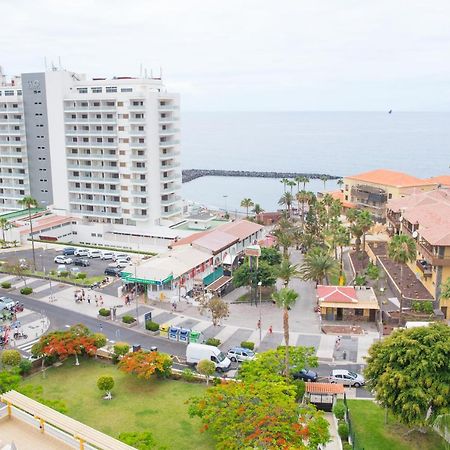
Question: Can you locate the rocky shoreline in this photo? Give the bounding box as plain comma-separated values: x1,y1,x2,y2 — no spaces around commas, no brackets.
182,169,341,183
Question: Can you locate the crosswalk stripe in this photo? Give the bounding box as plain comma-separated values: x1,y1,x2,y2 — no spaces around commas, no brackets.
17,338,40,352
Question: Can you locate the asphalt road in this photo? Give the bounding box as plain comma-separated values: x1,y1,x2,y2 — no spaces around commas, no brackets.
1,288,374,397
0,247,132,278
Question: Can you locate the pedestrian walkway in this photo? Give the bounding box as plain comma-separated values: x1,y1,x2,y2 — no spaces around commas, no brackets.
0,272,379,363
323,413,341,450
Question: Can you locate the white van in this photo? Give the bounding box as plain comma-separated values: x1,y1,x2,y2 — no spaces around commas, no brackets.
88,249,102,259
186,343,231,373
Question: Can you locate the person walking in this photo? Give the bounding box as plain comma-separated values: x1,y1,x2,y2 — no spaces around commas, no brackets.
268,325,273,334
257,319,261,329
99,295,104,306
95,295,98,307
87,295,91,305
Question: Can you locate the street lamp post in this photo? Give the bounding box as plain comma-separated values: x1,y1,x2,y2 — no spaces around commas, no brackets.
258,281,262,345
134,259,140,324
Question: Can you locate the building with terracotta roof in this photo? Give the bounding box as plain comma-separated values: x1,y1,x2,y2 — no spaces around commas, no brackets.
426,175,450,187
316,285,379,322
343,169,438,220
386,187,450,318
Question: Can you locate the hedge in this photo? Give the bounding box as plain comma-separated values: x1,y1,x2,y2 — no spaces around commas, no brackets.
1,281,11,289
122,315,136,324
20,287,33,295
240,341,255,350
205,338,221,347
333,401,346,420
98,308,110,317
145,321,159,332
338,422,349,441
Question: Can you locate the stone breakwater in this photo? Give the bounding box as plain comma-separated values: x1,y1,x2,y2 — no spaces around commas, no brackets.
182,169,341,183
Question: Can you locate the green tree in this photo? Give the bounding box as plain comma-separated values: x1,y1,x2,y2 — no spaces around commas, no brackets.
287,179,296,194
276,258,300,287
365,323,450,428
295,175,310,193
198,295,230,326
280,177,290,193
240,198,254,218
440,277,450,304
388,234,417,316
357,210,373,254
233,260,277,288
1,350,21,367
189,380,329,450
252,203,264,215
239,346,318,383
118,432,157,450
272,288,299,380
18,196,39,271
296,190,310,227
300,247,339,285
319,175,329,191
334,225,350,275
92,333,107,348
337,178,344,190
273,229,293,258
197,359,216,385
97,375,114,399
260,247,282,266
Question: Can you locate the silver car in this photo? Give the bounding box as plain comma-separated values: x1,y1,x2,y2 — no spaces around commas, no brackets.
330,369,365,387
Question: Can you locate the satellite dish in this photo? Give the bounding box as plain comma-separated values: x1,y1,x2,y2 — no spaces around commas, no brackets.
412,231,418,239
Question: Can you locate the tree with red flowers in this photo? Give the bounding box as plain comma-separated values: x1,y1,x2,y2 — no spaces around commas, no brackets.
189,380,329,450
118,350,172,380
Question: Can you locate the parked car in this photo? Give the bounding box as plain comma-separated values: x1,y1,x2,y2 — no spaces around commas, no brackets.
57,264,67,274
330,369,365,387
112,253,131,262
18,258,29,269
70,267,81,275
62,247,76,256
74,249,89,257
101,251,114,260
227,347,256,362
186,343,231,372
292,368,318,382
54,255,73,264
88,249,102,259
74,258,90,267
115,259,130,268
0,296,19,311
104,267,122,277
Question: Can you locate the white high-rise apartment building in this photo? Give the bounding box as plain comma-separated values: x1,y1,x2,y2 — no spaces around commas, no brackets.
0,68,182,229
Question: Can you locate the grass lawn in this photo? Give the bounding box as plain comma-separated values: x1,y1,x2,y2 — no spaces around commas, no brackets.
347,400,446,450
21,358,214,450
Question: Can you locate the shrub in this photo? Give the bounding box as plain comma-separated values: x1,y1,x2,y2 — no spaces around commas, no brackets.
1,350,21,367
119,432,156,449
240,341,255,350
58,271,69,278
342,443,352,450
122,315,136,324
145,321,159,332
333,401,346,420
182,368,196,382
113,342,130,357
205,337,221,347
212,377,222,386
338,422,349,441
20,287,33,295
412,300,434,314
92,333,107,348
1,281,11,289
98,308,110,317
18,359,32,375
97,375,114,395
76,272,87,280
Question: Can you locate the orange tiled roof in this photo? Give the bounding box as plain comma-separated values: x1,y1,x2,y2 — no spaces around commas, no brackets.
19,215,75,235
306,382,344,394
346,169,437,188
171,229,212,247
317,285,357,303
219,220,263,240
427,175,450,187
329,190,356,209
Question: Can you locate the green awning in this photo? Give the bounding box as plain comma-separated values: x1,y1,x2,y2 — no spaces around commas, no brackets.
120,272,173,285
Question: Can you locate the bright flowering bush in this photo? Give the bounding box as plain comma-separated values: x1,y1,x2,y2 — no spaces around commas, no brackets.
118,350,172,379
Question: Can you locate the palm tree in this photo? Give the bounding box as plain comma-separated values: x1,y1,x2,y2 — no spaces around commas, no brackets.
252,203,264,215
18,196,38,271
273,230,292,259
277,258,300,287
337,178,344,191
287,180,296,195
296,190,309,226
319,175,329,192
271,287,298,381
280,178,290,193
240,198,254,218
388,234,417,317
278,192,294,217
335,225,351,276
300,246,339,285
349,221,364,255
0,217,11,243
295,176,309,193
357,210,373,255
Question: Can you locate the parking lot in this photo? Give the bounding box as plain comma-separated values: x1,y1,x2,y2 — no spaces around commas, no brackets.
0,246,136,279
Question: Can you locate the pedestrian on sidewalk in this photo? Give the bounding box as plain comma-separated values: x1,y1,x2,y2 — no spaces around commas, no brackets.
99,295,104,306
257,319,261,329
95,295,98,307
268,325,273,334
81,289,85,301
87,295,91,305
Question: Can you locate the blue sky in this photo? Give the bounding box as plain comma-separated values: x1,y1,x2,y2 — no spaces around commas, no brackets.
2,0,450,111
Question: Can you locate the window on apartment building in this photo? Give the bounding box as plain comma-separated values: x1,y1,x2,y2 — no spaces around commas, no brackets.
96,138,103,143
138,126,144,131
91,87,102,93
107,138,114,143
140,198,147,204
138,150,144,156
107,114,113,119
123,209,130,214
75,183,80,188
93,102,100,107
140,174,146,180
98,184,104,189
119,151,125,155
81,102,88,107
110,185,116,190
72,137,78,143
107,126,114,131
121,185,128,190
120,162,126,168
141,210,147,216
118,126,125,131
96,114,101,119
117,102,124,107
71,114,76,119
20,190,25,195
113,196,120,202
135,114,144,119
81,114,87,119
77,88,88,93
86,183,91,188
138,138,145,143
140,186,146,192
18,180,24,185
83,137,89,142
121,88,133,92
4,91,14,96
111,207,118,213
106,87,117,93
106,101,115,107
119,138,129,143
122,174,130,179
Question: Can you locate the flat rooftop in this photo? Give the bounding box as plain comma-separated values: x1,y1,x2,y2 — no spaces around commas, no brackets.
0,416,72,449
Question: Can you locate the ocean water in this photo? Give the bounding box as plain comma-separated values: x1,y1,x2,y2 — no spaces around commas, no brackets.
180,112,450,211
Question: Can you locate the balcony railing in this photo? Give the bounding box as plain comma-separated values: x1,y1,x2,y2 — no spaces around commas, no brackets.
418,239,450,267
416,259,432,276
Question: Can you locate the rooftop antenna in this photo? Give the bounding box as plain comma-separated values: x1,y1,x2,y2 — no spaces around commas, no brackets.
144,68,148,79
44,57,48,71
51,61,58,71
58,56,62,69
139,63,143,78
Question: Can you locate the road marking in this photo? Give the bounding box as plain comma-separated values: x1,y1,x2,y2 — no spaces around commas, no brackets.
191,321,211,333
16,338,41,353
